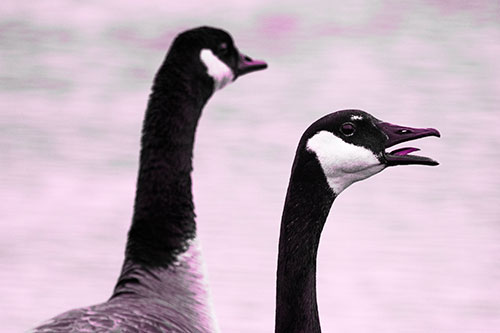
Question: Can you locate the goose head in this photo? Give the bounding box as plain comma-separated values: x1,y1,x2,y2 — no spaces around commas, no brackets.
165,26,267,92
297,110,440,195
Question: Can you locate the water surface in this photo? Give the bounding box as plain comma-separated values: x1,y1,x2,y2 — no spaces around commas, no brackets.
1,1,500,332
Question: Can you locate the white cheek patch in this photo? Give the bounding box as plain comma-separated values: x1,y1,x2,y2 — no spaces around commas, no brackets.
307,130,385,195
200,49,235,91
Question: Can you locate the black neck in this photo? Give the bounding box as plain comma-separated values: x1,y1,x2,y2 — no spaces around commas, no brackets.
275,158,335,333
115,62,212,282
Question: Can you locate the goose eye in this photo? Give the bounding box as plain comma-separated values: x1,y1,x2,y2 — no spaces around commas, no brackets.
340,122,356,136
217,43,228,56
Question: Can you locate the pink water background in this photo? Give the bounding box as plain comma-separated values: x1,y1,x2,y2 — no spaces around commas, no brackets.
1,1,500,332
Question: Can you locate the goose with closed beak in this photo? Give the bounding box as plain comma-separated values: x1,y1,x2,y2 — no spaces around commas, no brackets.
31,26,267,333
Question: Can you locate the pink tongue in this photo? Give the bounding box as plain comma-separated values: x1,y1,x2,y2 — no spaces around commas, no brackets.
391,147,420,156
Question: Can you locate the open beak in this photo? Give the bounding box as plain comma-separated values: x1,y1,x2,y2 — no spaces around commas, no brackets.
235,52,267,77
376,121,441,166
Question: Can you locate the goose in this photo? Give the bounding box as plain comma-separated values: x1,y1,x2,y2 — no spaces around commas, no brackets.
274,109,440,333
31,26,267,333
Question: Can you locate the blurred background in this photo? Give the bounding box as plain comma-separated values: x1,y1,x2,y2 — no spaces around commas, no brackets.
1,0,499,332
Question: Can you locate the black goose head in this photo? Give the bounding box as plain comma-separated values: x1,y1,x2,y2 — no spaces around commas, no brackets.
164,26,267,92
294,110,440,195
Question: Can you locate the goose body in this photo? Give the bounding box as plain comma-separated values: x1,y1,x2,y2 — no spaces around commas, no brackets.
31,26,266,333
275,110,440,332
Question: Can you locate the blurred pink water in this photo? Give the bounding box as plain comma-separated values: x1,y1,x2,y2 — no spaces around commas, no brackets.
1,1,500,332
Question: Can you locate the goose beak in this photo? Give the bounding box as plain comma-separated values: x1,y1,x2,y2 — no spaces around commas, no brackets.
235,52,267,77
376,121,441,166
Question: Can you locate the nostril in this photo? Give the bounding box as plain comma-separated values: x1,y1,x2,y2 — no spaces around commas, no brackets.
397,129,412,134
244,55,252,61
